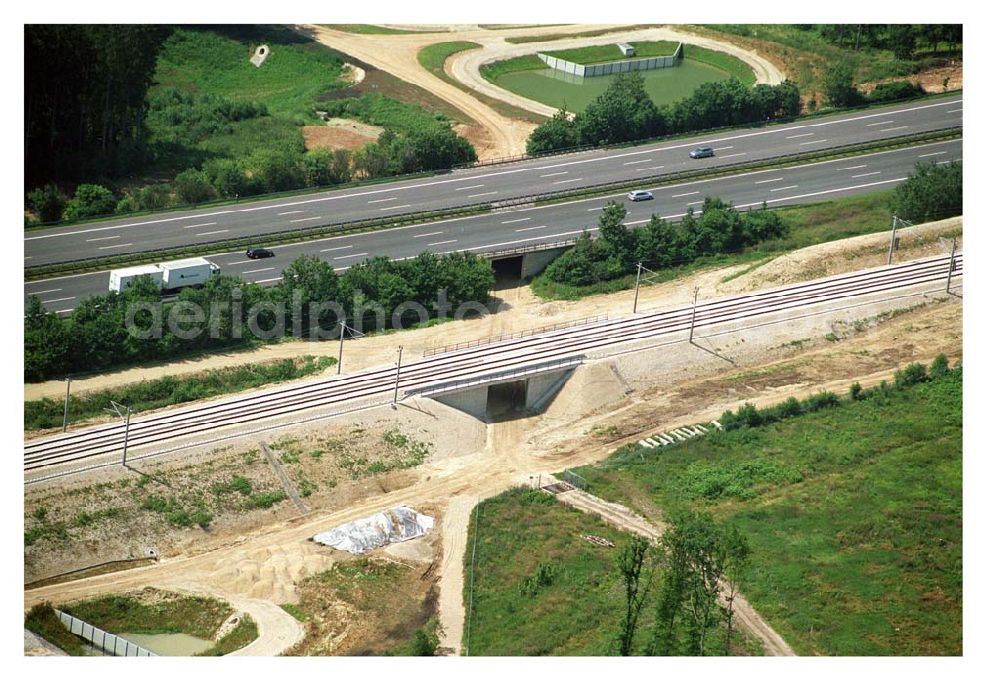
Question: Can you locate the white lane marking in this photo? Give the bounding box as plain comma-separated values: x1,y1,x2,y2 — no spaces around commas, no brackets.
454,184,485,192
866,120,894,127
34,288,62,295
54,309,73,315
332,252,368,260
755,177,783,184
786,132,814,139
808,98,961,127
42,296,76,303
290,216,322,223
195,230,230,237
468,191,498,198
255,277,282,284
540,171,567,177
714,145,734,151
624,159,652,165
412,231,444,238
936,160,954,165
380,204,412,211
735,177,907,208
672,191,699,198
427,239,458,246
368,197,397,204
320,245,353,252
800,139,828,145
86,235,121,242
501,217,531,225
515,225,547,232
686,200,702,206
718,153,746,159
243,267,275,274
26,99,963,244
947,109,962,113
879,126,910,133
24,256,32,260
277,210,305,215
587,206,605,211
225,260,261,266
182,222,218,229
851,171,881,178
98,243,133,249
24,209,237,241
918,151,947,158
637,165,665,171
769,185,800,192
552,178,582,185
836,164,867,171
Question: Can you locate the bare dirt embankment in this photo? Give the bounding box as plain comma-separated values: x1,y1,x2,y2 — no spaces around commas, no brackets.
25,218,962,655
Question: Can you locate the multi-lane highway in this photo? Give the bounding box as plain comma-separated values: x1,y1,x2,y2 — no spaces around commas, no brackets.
24,253,962,479
25,96,962,270
26,138,962,314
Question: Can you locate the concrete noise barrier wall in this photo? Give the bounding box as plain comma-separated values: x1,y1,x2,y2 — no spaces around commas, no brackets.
537,43,683,78
55,609,158,656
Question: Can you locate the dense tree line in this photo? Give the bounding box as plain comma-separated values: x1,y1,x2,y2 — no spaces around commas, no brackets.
25,25,171,187
24,252,494,382
822,62,928,108
889,160,962,223
544,199,788,288
814,24,961,59
527,73,801,155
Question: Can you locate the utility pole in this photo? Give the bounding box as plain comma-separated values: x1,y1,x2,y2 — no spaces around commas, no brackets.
632,262,654,314
105,401,132,467
688,286,700,343
887,215,899,265
336,322,364,375
62,377,72,432
337,322,346,375
391,345,403,407
946,238,958,294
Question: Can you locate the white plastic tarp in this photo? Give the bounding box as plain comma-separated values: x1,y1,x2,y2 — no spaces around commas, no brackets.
312,506,434,553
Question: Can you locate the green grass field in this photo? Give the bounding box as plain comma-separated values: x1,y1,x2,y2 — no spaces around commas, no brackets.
319,24,430,35
541,41,680,65
417,41,482,80
154,27,348,122
683,44,756,86
571,368,962,655
463,488,761,655
505,26,655,44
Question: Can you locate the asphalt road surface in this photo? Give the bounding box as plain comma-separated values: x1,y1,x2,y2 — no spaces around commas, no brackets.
24,96,962,268
26,138,962,315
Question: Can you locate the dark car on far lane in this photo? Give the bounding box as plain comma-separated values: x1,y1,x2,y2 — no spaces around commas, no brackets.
246,248,275,259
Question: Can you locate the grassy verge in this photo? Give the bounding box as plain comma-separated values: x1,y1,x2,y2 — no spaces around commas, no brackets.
319,24,430,35
288,558,438,655
25,603,88,655
418,41,482,79
25,356,335,431
571,367,962,655
481,55,549,84
541,41,679,65
463,487,761,655
683,44,755,86
505,26,659,44
57,588,258,655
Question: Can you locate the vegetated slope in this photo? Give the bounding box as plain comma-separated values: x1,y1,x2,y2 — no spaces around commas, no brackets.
573,368,962,655
462,487,761,655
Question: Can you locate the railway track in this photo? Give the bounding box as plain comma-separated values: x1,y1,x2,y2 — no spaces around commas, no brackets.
25,254,962,476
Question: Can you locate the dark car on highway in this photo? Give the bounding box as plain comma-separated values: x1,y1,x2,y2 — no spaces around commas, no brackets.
246,248,275,259
689,146,715,159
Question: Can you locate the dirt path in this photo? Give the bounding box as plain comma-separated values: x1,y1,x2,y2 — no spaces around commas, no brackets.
556,488,796,656
449,25,786,119
437,494,477,655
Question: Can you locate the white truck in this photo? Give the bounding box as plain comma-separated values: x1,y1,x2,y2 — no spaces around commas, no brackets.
108,257,220,293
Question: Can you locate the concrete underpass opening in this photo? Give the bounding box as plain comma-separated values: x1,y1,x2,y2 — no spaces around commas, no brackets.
490,256,523,287
486,379,527,418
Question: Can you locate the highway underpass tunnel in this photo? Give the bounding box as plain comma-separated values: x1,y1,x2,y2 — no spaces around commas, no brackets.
490,256,523,288
486,379,527,418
